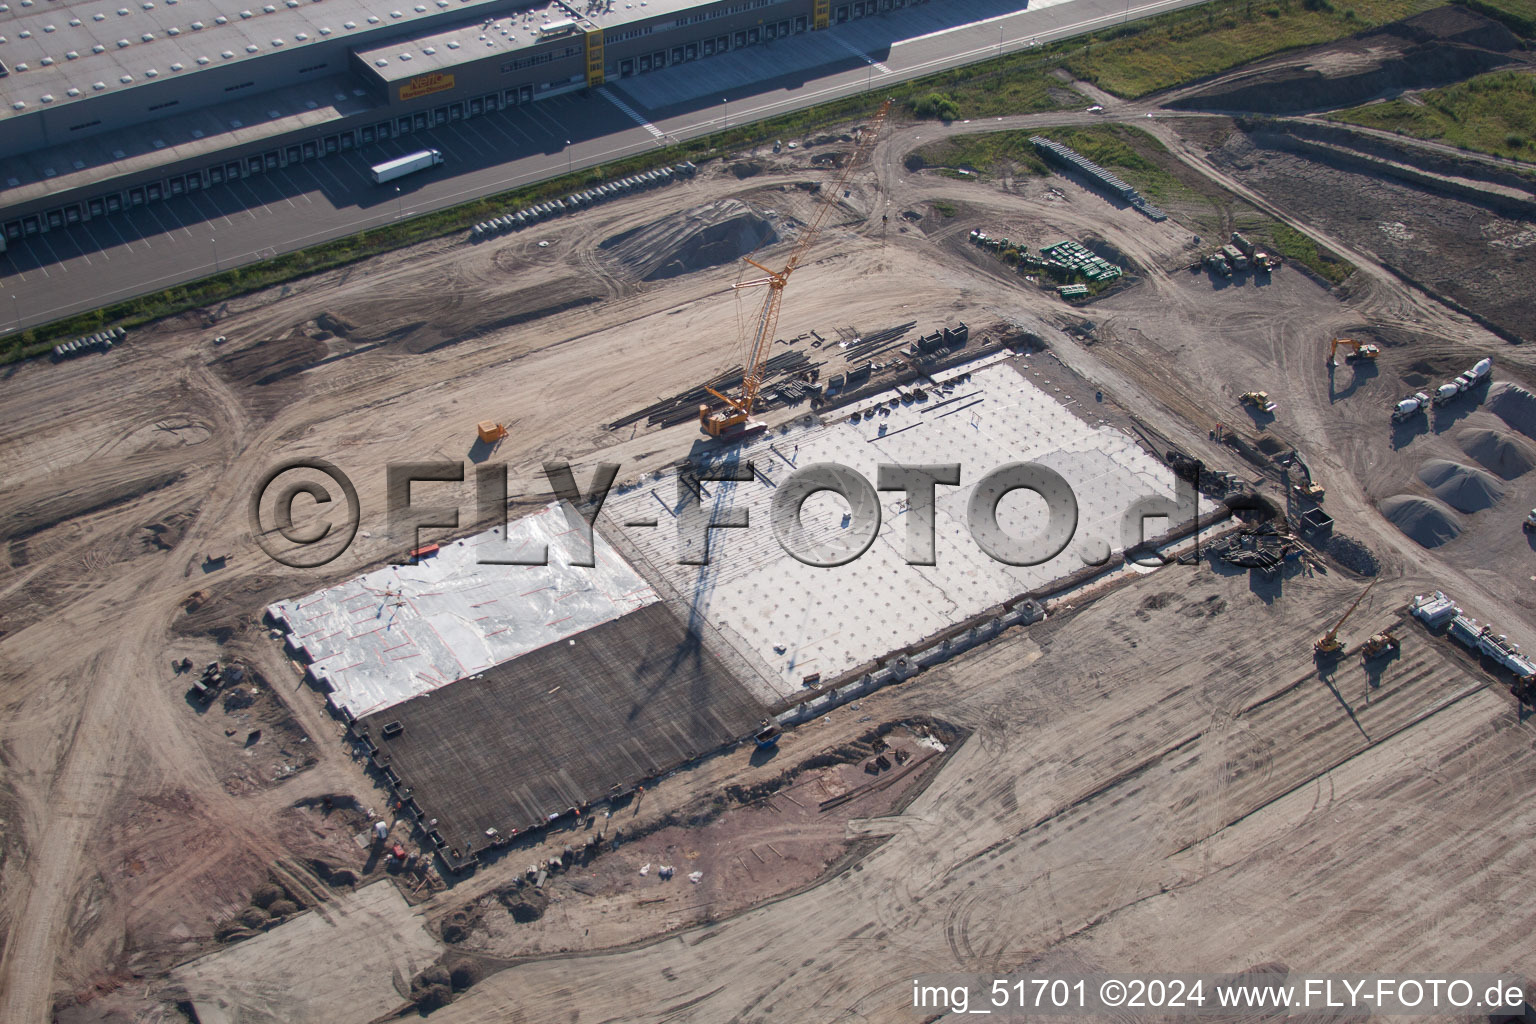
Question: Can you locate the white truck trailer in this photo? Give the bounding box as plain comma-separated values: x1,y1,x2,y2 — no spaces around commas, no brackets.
370,149,443,185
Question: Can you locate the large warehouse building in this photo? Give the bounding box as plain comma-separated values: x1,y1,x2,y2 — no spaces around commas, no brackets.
0,0,923,244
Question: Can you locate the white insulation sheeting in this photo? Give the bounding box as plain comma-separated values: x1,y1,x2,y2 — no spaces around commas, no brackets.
605,359,1180,700
268,501,659,718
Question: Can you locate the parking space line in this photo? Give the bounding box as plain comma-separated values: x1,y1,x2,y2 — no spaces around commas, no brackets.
100,215,140,253
449,122,493,161
140,204,178,241
161,200,200,239
306,159,351,194
496,115,540,147
477,115,518,143
185,192,231,229
460,120,504,157
33,232,67,273
78,223,110,261
234,178,274,218
270,165,313,203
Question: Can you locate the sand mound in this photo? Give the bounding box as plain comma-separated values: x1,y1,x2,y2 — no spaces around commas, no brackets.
1487,382,1536,439
1456,427,1535,479
1416,459,1505,512
600,199,780,282
1381,494,1463,547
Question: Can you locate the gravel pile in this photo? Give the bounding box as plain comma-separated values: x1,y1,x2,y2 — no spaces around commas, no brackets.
1487,382,1536,439
1456,427,1535,479
1381,494,1464,548
1416,458,1506,513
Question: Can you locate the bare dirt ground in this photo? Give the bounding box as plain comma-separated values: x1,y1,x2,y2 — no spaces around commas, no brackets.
2,62,1535,1024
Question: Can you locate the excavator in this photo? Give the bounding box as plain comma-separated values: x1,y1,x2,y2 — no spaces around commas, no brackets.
1315,578,1378,656
1328,338,1380,366
1286,448,1324,502
699,99,892,439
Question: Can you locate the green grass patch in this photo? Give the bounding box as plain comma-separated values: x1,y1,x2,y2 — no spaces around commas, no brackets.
906,130,1052,178
1065,0,1445,98
931,200,960,218
1268,223,1355,283
1328,69,1536,159
1453,0,1536,36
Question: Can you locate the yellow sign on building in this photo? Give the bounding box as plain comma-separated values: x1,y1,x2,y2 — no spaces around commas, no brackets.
813,0,829,30
399,72,456,102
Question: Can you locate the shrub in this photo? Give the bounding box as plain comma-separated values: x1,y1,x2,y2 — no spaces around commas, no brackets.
267,899,299,918
239,907,269,929
912,92,960,121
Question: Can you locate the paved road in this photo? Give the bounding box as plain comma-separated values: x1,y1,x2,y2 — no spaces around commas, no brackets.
0,0,1212,335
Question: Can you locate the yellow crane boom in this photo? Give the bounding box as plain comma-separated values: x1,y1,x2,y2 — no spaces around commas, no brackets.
700,99,892,438
1315,578,1378,655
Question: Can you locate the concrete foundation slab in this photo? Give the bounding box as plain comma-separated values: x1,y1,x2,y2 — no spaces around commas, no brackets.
268,501,659,718
604,357,1181,700
357,601,769,858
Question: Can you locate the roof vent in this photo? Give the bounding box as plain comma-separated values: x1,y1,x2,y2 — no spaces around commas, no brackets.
40,93,54,102
167,25,179,34
170,60,183,69
191,19,203,28
92,43,105,52
145,67,158,76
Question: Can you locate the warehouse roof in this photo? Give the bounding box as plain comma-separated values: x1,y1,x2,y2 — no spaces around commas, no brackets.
355,0,786,81
0,0,512,121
